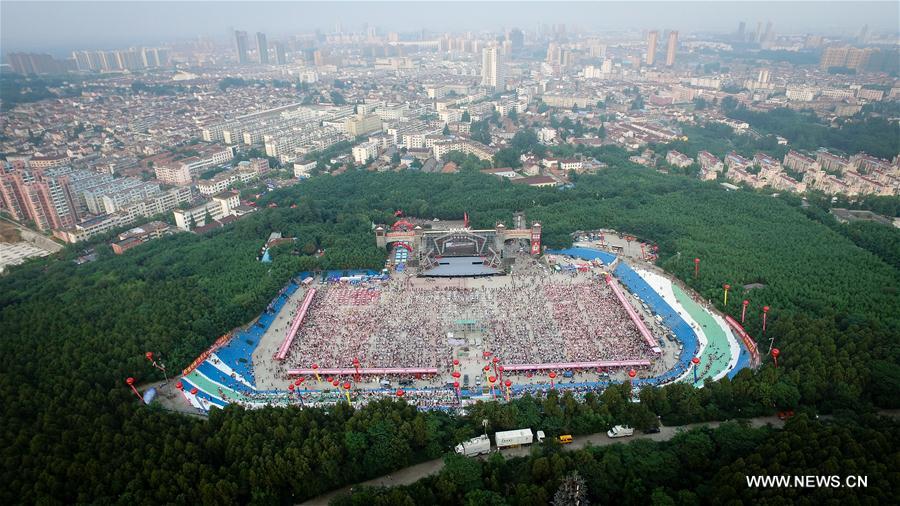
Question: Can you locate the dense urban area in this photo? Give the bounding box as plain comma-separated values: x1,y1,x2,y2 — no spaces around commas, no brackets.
1,2,899,504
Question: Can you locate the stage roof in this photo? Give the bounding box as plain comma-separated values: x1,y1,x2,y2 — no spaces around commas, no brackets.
421,256,501,277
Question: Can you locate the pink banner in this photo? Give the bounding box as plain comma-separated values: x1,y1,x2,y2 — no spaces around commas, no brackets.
288,367,439,375
502,360,651,371
605,275,661,352
274,288,316,361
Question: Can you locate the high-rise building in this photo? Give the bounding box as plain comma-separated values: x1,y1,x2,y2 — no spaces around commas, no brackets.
646,30,658,66
737,21,746,41
665,31,678,66
858,24,869,43
7,53,66,75
481,46,505,90
546,42,561,65
509,28,524,50
274,42,287,65
0,166,81,231
256,32,269,64
234,30,250,64
820,46,877,72
757,69,770,84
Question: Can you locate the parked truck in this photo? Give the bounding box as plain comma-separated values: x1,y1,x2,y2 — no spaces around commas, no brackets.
455,434,491,457
456,428,540,457
494,428,534,449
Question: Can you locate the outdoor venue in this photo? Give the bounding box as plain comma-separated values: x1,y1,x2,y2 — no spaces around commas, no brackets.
173,215,756,413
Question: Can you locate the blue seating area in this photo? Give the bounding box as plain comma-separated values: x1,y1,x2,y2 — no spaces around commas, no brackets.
613,262,699,384
196,361,255,393
548,247,617,265
207,282,300,387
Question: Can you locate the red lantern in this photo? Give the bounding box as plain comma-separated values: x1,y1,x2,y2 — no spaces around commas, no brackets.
126,377,135,385
691,357,700,365
295,378,303,386
343,382,351,390
489,376,496,383
483,365,490,372
396,389,405,397
771,347,780,368
326,376,333,383
628,369,636,378
288,383,295,391
453,381,460,388
452,371,461,378
311,363,319,370
693,257,700,277
762,306,771,333
332,380,339,387
492,356,499,363
190,387,198,395
175,381,183,390
145,352,153,361
453,359,460,366
505,380,512,387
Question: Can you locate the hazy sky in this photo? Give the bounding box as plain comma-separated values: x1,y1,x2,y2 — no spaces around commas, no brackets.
2,1,898,54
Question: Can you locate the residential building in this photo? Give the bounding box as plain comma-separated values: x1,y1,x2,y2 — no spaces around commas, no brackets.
481,46,506,90
173,192,240,231
234,30,250,64
346,114,383,137
256,32,269,64
352,141,379,165
783,150,819,173
646,31,658,66
666,150,693,168
665,31,678,66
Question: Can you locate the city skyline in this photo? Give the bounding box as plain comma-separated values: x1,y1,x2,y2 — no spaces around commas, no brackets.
2,1,898,55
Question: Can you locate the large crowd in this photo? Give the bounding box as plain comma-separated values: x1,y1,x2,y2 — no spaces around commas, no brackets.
277,266,651,374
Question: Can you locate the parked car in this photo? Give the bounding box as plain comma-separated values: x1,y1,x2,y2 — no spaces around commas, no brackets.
607,425,634,438
777,410,795,420
643,425,661,434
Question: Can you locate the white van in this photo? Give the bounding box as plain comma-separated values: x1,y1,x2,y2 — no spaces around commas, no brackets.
607,425,634,438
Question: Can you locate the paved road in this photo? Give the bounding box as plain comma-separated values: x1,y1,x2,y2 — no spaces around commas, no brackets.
301,416,786,505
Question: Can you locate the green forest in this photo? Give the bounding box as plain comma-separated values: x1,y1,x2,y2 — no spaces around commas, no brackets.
1,167,898,503
724,105,900,159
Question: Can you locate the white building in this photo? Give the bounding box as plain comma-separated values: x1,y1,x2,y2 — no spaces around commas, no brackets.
481,46,506,91
352,141,379,165
173,192,240,231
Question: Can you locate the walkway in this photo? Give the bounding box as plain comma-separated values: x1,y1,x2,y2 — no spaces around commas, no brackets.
671,284,738,384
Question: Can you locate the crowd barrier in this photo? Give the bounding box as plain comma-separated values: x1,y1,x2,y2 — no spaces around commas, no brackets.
605,274,662,353
289,367,440,375
502,360,652,371
274,288,317,361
